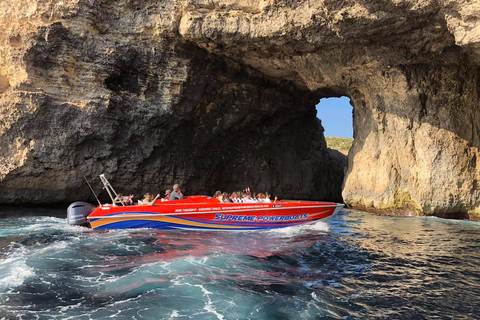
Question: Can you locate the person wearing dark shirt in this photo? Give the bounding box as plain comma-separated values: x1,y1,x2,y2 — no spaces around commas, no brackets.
169,184,184,200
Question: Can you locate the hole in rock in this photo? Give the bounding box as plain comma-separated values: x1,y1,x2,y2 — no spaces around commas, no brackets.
316,96,353,156
105,68,141,94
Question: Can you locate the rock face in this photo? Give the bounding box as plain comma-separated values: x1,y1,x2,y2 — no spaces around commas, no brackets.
0,0,479,217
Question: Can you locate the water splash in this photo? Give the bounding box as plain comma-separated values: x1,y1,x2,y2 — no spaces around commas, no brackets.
0,251,35,290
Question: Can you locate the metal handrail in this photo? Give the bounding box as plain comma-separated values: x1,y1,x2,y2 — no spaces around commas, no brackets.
99,174,124,206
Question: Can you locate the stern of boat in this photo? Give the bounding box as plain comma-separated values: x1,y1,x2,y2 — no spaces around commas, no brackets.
67,202,95,227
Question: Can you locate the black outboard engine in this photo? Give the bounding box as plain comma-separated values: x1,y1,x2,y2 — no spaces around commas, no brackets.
67,202,95,227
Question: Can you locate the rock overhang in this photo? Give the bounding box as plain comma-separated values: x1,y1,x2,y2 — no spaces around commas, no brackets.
0,0,479,218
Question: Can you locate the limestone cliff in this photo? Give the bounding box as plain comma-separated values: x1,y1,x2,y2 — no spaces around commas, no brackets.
0,0,479,217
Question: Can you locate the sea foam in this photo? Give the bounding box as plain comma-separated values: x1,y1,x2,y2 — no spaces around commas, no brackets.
0,258,35,291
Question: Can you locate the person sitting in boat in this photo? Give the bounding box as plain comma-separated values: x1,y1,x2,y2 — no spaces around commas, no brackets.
230,192,239,203
114,193,134,206
264,192,272,203
257,193,265,202
169,184,184,200
114,193,124,206
123,194,134,206
142,193,160,206
243,192,255,203
162,189,171,202
213,190,222,199
240,191,248,202
221,192,232,203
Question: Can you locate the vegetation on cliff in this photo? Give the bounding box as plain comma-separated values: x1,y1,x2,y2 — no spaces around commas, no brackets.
325,137,353,156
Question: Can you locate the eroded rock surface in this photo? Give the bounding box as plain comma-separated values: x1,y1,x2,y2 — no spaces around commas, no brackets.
0,0,479,217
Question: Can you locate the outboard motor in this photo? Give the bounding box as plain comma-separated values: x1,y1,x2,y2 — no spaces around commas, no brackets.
67,202,95,227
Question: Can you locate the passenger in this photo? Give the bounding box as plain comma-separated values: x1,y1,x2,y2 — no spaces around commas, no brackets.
142,193,160,206
257,193,265,202
169,184,184,200
264,192,272,203
138,193,149,205
230,192,239,203
213,190,222,199
222,192,232,203
114,193,124,206
122,194,134,206
243,192,255,203
242,191,249,202
163,189,171,201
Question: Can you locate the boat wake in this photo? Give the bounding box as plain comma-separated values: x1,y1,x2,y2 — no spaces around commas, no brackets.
266,220,330,235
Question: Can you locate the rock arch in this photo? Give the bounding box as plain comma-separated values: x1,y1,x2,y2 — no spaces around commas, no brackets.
0,0,479,217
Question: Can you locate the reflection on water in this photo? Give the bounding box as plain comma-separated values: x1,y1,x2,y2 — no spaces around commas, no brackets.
0,207,478,319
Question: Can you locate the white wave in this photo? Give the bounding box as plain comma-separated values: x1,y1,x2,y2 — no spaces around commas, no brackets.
421,215,480,227
266,220,330,235
0,238,81,292
19,216,66,223
32,240,69,255
194,284,224,320
57,302,83,312
169,310,180,319
1,216,91,237
0,258,35,291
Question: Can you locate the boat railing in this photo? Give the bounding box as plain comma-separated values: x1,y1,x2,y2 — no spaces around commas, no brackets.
99,174,124,206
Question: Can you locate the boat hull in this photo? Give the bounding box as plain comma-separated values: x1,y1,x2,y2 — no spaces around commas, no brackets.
87,197,344,231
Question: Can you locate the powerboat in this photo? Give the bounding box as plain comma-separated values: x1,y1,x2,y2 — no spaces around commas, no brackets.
67,175,344,231
85,196,342,230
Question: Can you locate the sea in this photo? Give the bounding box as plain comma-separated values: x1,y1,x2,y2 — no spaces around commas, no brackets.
0,207,478,319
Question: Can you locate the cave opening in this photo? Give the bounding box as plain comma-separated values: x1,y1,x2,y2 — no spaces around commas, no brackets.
316,96,354,156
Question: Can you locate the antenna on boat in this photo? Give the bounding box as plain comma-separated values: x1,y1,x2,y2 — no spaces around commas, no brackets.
84,176,102,206
99,174,125,206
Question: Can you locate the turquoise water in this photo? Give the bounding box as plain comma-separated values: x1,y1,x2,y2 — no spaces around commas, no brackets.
0,207,479,319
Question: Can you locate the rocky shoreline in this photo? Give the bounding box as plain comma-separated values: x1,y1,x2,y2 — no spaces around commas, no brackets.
348,205,480,221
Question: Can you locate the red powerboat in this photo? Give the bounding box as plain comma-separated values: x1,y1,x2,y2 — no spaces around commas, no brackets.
67,175,344,231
